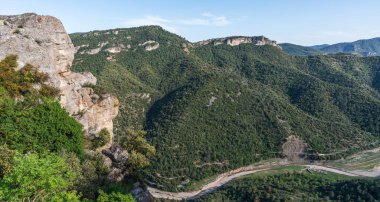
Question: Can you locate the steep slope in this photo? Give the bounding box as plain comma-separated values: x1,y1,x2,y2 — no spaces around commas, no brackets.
71,27,380,191
0,13,119,139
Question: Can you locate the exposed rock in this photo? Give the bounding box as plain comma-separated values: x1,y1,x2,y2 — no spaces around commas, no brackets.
102,145,129,181
207,96,217,107
132,186,154,202
193,36,281,48
139,40,159,51
74,44,89,53
104,46,123,53
80,47,101,55
0,13,119,141
106,55,116,62
80,41,108,55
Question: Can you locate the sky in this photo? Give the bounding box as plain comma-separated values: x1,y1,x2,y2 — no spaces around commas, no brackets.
2,0,380,46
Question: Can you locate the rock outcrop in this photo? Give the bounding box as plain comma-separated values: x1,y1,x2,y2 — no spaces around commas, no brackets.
193,36,280,48
0,13,119,141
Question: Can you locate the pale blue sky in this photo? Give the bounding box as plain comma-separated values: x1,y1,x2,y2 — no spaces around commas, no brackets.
2,0,380,45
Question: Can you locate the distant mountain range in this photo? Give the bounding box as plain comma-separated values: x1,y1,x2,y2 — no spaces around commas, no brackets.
280,37,380,56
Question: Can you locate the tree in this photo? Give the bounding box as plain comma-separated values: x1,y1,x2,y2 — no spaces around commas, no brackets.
121,128,155,170
91,128,111,149
0,153,79,201
96,190,135,202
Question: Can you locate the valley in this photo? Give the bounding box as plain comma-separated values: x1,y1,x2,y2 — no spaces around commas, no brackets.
70,26,380,192
1,9,380,201
148,145,380,200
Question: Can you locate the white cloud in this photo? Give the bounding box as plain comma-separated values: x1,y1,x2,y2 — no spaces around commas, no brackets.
124,13,231,33
180,13,230,27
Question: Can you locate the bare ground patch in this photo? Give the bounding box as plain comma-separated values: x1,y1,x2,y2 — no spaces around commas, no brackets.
282,135,307,163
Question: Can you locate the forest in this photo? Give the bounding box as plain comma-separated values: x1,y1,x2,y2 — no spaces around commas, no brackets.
70,26,380,191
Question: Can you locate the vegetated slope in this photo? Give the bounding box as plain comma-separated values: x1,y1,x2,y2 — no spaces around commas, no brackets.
195,171,380,201
279,43,322,56
315,37,380,56
71,27,380,191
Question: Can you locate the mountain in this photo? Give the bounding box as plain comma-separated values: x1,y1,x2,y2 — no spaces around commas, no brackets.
279,43,323,56
282,38,380,56
315,37,380,56
70,26,380,191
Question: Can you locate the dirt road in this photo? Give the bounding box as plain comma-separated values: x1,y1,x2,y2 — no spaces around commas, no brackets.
148,163,377,200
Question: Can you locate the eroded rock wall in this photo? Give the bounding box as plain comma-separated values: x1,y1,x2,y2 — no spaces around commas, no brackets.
0,13,118,140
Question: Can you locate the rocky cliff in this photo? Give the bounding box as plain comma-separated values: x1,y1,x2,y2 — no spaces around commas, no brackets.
0,13,119,143
193,36,280,48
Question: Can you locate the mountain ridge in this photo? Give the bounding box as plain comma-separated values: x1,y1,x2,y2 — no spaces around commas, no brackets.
70,25,380,191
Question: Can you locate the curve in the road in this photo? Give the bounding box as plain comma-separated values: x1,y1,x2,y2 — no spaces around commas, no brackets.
148,163,376,200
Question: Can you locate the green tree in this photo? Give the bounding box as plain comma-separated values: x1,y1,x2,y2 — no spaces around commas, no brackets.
0,153,79,201
96,190,135,202
91,128,111,149
0,99,84,156
121,128,155,170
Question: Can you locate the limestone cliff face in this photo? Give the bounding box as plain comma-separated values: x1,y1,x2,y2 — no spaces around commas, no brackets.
0,13,119,140
193,36,280,48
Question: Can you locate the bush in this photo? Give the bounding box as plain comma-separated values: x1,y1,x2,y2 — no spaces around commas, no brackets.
91,128,110,149
0,153,79,201
83,83,108,95
0,99,84,156
0,55,49,97
96,190,135,202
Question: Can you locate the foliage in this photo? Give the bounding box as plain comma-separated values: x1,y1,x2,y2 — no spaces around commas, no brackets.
315,37,380,56
280,43,322,56
71,27,380,190
0,98,84,155
91,128,111,149
196,172,380,202
0,56,84,155
121,128,156,170
96,190,135,202
0,145,16,177
0,153,78,202
83,82,108,95
0,55,52,97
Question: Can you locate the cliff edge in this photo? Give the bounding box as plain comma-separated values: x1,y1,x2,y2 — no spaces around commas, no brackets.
0,13,119,147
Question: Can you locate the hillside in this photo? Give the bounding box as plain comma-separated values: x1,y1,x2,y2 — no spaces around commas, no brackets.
282,38,380,56
196,168,380,201
315,37,380,56
70,26,380,191
279,43,323,56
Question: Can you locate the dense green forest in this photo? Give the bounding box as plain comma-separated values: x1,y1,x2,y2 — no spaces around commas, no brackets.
70,26,380,191
196,170,380,202
279,43,323,56
0,56,135,201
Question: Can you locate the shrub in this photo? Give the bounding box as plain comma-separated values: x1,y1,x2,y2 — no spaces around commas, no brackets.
0,99,84,156
91,128,110,149
39,84,61,98
12,29,20,34
83,83,108,95
0,153,79,201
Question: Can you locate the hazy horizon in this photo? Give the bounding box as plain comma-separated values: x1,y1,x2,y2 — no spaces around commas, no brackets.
2,0,380,46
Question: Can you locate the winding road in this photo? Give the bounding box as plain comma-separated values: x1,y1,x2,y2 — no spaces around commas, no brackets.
148,163,377,200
